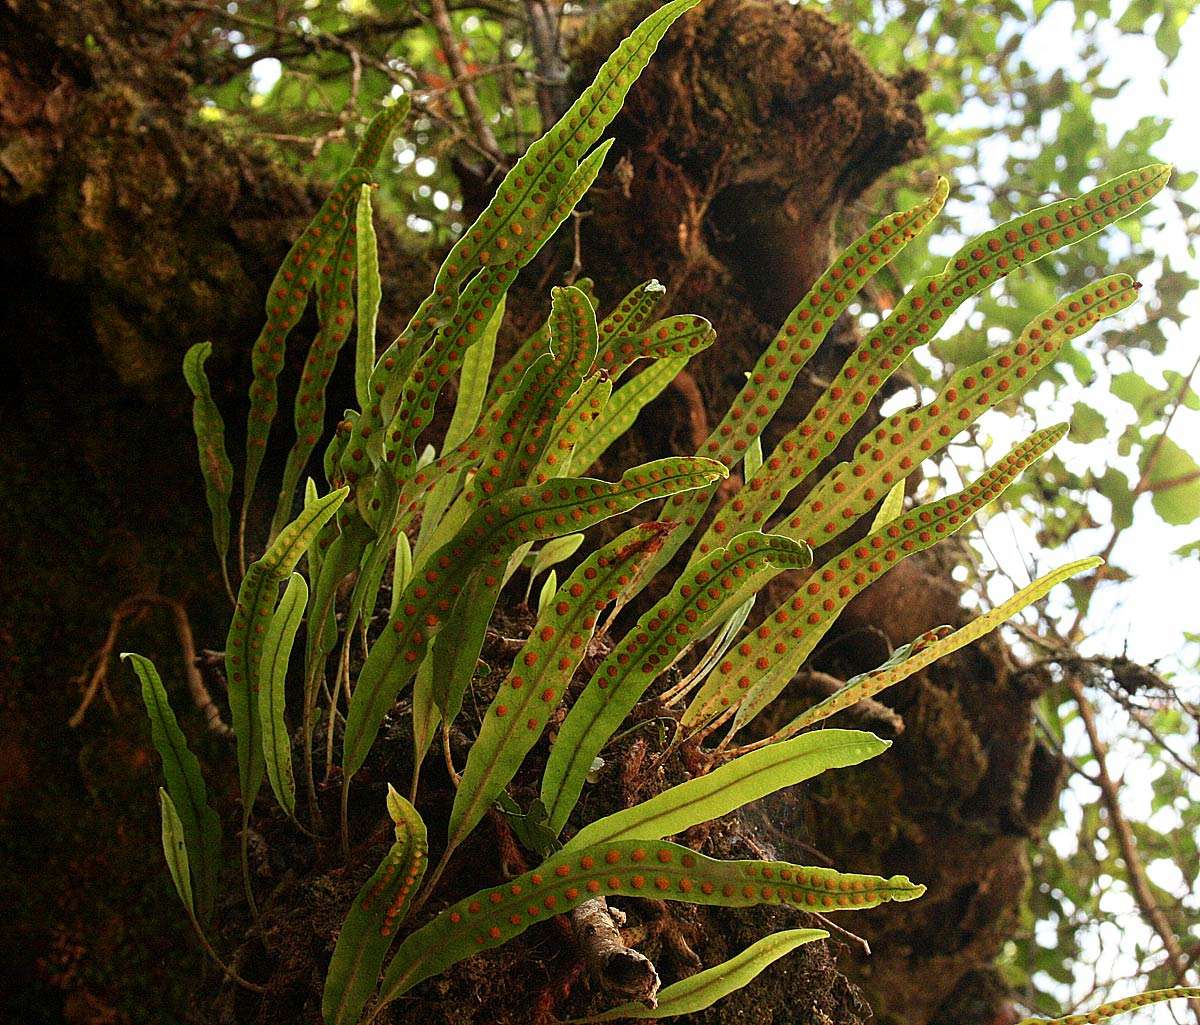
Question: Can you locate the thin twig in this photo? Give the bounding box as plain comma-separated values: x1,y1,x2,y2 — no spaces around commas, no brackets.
425,0,503,160
1068,676,1200,1022
69,594,232,737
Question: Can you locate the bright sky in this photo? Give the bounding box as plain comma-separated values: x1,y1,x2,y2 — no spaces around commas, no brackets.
938,5,1200,1019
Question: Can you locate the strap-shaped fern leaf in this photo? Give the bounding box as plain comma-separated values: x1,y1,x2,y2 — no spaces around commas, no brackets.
746,557,1102,750
542,377,613,479
159,788,196,916
322,786,427,1025
272,214,361,539
242,170,369,550
718,166,1170,551
682,425,1065,732
571,355,691,474
641,179,950,578
343,458,726,779
712,274,1139,552
563,728,888,853
344,142,612,492
375,839,923,1009
448,523,678,855
351,96,411,170
1017,987,1200,1025
405,0,702,334
570,928,829,1022
594,312,716,383
258,572,308,817
182,343,234,600
355,184,382,410
593,279,667,373
542,531,813,833
424,286,603,723
125,653,222,925
226,487,348,809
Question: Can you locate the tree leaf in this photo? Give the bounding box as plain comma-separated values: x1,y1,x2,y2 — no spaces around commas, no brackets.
1144,435,1200,525
571,928,829,1022
563,729,888,853
125,653,221,924
258,572,308,817
376,840,923,1010
322,786,428,1025
542,532,813,833
182,343,233,597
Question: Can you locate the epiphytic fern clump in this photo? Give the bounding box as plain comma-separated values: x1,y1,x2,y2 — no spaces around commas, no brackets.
121,2,1192,1023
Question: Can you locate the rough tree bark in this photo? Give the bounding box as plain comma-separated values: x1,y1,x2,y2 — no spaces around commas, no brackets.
0,2,1063,1023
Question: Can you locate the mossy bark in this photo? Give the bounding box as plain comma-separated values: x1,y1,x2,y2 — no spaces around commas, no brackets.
0,2,1061,1023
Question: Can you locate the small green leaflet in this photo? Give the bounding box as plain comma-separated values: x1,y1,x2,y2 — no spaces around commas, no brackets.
126,652,221,925
569,928,829,1022
870,480,906,532
536,570,557,616
159,788,195,916
375,839,923,1011
258,572,308,818
525,532,585,601
563,729,888,853
322,786,428,1025
182,343,234,600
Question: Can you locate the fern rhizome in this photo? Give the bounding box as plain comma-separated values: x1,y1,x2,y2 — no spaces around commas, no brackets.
123,1,1194,1023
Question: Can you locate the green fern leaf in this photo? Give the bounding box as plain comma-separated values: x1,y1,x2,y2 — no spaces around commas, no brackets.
322,786,427,1025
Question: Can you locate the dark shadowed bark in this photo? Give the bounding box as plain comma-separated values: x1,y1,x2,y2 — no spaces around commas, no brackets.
0,2,1061,1023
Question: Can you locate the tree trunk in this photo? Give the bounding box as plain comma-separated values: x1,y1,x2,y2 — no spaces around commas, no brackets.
0,2,1061,1023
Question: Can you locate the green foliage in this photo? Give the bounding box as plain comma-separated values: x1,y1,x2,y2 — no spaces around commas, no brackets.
158,789,195,918
182,342,234,601
1017,988,1200,1025
258,572,308,818
226,487,347,811
569,928,829,1022
148,3,1186,1022
375,840,924,1009
323,787,428,1025
126,653,221,924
